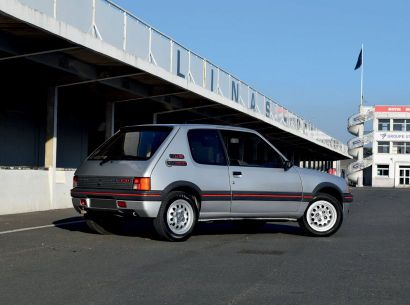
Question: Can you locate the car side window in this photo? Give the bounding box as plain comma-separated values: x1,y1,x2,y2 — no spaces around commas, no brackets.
220,130,283,168
187,129,227,166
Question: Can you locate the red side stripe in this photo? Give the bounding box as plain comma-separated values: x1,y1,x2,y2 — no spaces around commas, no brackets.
202,193,313,199
234,194,302,198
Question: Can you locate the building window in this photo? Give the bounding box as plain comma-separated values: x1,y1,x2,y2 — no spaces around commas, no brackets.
392,142,410,154
393,119,404,131
392,119,410,131
377,141,390,153
378,119,390,131
376,165,389,176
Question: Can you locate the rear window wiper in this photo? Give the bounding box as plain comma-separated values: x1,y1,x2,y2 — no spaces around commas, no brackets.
99,155,114,166
120,155,148,161
98,154,146,165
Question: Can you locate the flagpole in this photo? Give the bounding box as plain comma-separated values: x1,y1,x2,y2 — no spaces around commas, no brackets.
360,43,364,106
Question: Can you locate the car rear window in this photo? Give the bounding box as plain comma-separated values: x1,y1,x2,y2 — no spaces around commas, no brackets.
89,126,172,161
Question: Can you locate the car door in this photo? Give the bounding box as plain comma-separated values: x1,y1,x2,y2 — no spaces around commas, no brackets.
187,129,232,217
220,130,302,215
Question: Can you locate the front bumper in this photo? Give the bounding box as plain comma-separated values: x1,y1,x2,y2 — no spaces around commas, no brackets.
343,193,353,203
342,193,353,217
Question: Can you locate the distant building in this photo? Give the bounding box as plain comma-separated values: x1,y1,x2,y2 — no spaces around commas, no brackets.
348,105,410,187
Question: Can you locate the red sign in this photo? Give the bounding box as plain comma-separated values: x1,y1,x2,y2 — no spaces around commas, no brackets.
375,105,410,113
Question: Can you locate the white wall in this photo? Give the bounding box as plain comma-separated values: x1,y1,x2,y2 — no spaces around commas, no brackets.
0,169,74,215
54,170,75,209
372,154,410,187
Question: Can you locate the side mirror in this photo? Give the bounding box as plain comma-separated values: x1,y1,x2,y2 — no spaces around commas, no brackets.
283,160,293,171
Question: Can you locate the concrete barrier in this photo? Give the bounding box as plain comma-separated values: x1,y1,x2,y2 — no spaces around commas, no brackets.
0,169,74,215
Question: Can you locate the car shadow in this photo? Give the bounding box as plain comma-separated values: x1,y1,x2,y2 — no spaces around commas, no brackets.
53,217,93,234
53,217,307,239
194,221,307,237
52,217,157,239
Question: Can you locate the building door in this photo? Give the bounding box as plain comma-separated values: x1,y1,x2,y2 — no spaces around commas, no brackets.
399,166,410,185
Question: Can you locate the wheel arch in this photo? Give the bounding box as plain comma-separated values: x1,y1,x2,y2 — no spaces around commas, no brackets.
162,181,202,211
312,182,343,205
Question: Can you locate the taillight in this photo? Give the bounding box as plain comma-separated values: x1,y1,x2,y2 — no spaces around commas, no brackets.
117,201,127,208
80,199,87,206
133,177,151,191
73,176,78,188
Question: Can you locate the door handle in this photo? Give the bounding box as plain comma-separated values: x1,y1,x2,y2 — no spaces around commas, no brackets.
233,171,242,177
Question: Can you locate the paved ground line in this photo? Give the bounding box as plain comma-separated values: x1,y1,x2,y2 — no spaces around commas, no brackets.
0,220,85,235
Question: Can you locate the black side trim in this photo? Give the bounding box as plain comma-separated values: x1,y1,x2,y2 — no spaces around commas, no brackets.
201,191,231,202
71,188,162,201
232,191,305,202
201,191,310,202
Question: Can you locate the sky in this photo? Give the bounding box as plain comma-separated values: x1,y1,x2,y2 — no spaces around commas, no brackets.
113,0,410,142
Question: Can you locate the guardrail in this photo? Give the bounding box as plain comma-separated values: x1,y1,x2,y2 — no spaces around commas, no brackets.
17,0,348,155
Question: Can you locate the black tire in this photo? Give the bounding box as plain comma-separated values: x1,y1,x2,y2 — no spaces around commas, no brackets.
153,191,198,241
298,193,343,237
85,211,122,235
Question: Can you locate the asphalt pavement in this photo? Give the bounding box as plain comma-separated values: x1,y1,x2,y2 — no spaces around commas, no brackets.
0,188,409,305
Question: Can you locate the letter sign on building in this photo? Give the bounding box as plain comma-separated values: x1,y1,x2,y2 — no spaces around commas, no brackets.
176,50,185,79
250,92,256,109
231,81,239,103
266,100,271,117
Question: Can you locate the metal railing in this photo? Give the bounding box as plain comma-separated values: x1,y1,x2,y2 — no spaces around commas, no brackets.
17,0,348,155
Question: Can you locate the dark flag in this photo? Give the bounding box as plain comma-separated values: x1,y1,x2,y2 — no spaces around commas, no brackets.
354,48,363,70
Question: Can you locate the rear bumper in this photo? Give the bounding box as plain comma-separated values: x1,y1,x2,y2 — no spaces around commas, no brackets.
71,188,162,218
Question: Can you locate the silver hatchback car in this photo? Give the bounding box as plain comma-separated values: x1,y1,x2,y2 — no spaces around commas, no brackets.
71,124,352,241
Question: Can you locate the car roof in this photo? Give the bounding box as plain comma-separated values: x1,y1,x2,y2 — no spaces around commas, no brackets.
121,124,258,133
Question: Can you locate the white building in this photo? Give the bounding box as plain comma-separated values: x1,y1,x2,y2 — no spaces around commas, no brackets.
348,105,410,187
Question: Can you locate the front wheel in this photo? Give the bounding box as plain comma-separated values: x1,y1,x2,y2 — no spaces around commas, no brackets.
154,191,198,241
298,193,343,237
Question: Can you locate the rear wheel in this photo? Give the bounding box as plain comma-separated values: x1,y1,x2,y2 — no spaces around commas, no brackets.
154,191,198,241
299,193,343,237
85,211,123,235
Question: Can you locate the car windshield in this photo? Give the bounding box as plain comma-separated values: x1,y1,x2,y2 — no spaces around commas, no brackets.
89,126,173,161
